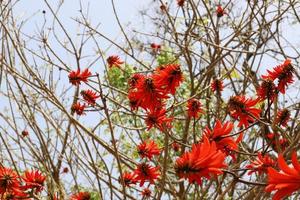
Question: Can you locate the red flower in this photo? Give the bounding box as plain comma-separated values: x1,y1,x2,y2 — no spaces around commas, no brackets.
150,43,161,53
177,0,185,7
145,108,173,131
262,59,294,94
187,98,203,118
266,152,300,200
22,170,46,193
68,68,91,86
134,163,160,187
62,167,69,174
80,90,99,105
246,153,276,175
175,137,227,185
21,130,29,137
204,120,240,158
0,167,20,195
153,64,183,95
228,96,261,127
141,188,151,198
137,140,161,160
257,79,277,101
107,55,124,68
266,133,289,152
216,5,226,17
211,79,224,94
119,171,137,186
275,109,290,127
134,76,168,111
172,142,180,152
70,191,91,200
128,91,141,111
71,102,86,115
128,73,145,89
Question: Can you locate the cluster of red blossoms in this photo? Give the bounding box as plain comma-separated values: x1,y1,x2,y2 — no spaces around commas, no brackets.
127,63,183,131
120,140,161,197
68,68,100,116
175,137,227,184
0,167,46,199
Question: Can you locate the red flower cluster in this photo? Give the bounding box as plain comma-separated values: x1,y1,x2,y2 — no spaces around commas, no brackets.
153,64,183,95
0,167,46,199
256,79,277,101
266,152,300,200
266,133,289,152
262,59,295,94
175,137,227,184
127,64,183,130
137,140,161,160
134,163,160,187
227,95,261,127
68,68,92,86
121,163,160,188
141,188,151,198
187,98,203,118
211,79,224,94
119,171,138,187
107,55,124,68
216,5,226,17
150,43,161,54
177,0,185,7
204,120,241,159
71,102,86,115
246,153,276,175
22,170,46,193
275,109,290,127
21,130,29,137
70,191,91,200
80,89,99,105
145,108,173,131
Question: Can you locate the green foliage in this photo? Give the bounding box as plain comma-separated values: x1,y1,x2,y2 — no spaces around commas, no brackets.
157,47,178,65
107,65,134,90
90,191,101,200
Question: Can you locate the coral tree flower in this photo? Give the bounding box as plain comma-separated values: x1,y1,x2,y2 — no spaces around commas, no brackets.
175,137,227,185
262,59,294,94
246,153,276,175
187,98,203,119
211,79,224,94
177,0,185,7
80,89,99,105
128,73,145,89
120,172,137,187
145,108,173,131
141,188,151,198
266,152,300,200
0,167,20,195
68,68,91,86
107,55,124,68
70,191,91,200
22,170,46,193
204,120,240,157
137,140,161,160
216,5,226,17
275,109,290,127
257,79,277,101
228,96,261,128
266,133,289,152
134,163,160,187
71,102,86,115
153,64,183,95
134,76,168,111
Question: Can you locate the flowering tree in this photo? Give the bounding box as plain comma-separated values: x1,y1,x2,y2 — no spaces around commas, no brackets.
0,0,300,199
